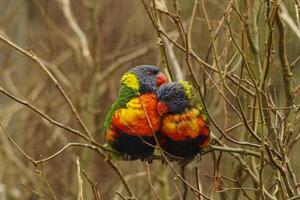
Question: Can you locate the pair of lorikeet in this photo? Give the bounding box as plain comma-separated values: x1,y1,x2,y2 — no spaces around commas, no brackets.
102,65,210,161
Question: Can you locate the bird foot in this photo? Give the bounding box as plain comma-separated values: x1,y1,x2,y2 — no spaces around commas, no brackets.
121,153,132,161
141,156,154,163
195,153,202,162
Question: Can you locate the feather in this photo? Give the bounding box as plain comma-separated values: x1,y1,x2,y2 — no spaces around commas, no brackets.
157,81,210,160
102,65,167,160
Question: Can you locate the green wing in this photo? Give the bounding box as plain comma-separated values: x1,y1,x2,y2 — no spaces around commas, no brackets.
102,84,138,141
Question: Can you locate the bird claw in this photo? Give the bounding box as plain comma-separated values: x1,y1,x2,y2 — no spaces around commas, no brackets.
121,153,132,161
141,156,153,163
196,152,203,162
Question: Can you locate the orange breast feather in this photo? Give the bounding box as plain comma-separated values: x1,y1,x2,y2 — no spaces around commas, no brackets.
161,108,207,141
112,93,161,136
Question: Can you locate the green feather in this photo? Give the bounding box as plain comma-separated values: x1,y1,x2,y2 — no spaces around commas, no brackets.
102,83,138,141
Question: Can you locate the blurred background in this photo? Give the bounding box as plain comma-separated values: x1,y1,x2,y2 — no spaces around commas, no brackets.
0,0,299,199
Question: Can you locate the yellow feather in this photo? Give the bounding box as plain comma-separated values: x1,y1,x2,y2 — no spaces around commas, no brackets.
121,73,139,91
162,119,177,131
126,98,142,109
191,108,199,116
178,80,193,99
119,97,144,125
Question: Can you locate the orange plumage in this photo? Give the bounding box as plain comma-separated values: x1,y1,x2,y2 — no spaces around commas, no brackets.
160,108,207,141
102,65,167,160
156,81,210,160
111,93,161,137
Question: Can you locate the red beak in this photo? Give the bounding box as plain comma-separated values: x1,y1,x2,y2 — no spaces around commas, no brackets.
157,102,169,116
156,72,167,86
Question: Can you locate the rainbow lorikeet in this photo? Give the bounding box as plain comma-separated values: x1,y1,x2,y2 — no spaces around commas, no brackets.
103,65,167,160
156,81,210,160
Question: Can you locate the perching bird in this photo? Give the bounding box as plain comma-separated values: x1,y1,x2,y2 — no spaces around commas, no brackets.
103,65,167,160
156,81,210,160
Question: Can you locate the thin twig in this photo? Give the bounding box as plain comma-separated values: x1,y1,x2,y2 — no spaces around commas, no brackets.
76,157,84,200
195,167,202,200
146,162,161,200
39,163,59,200
21,184,48,200
83,171,102,200
0,33,93,139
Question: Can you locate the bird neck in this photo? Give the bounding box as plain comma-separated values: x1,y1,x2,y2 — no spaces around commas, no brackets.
118,83,140,104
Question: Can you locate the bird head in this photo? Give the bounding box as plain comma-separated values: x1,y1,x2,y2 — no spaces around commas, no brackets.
157,80,193,116
121,65,167,94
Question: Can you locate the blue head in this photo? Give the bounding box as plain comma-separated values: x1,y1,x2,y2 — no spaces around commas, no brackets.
157,81,193,115
122,65,167,94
